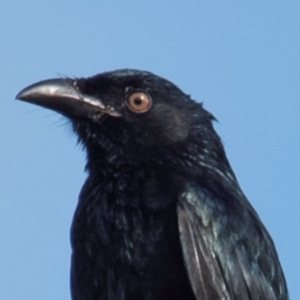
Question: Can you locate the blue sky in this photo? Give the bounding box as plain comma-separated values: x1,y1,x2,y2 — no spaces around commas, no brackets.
1,1,299,299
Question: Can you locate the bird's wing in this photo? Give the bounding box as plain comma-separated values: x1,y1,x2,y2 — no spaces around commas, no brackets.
177,183,288,300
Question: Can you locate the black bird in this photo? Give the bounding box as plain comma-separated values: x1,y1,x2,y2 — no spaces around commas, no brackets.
16,69,288,300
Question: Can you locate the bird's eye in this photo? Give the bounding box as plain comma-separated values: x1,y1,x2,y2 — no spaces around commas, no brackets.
126,91,152,113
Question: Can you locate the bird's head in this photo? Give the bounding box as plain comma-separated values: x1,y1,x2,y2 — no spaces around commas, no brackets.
16,69,232,182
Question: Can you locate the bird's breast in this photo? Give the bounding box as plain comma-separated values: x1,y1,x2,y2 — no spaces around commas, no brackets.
70,168,195,299
71,165,184,271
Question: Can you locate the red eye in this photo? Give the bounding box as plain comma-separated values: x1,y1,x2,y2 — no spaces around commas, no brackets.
126,91,152,113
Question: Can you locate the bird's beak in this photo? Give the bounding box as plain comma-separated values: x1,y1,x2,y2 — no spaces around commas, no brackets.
16,78,121,118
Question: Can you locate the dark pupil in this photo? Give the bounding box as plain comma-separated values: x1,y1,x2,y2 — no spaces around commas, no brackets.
133,97,143,106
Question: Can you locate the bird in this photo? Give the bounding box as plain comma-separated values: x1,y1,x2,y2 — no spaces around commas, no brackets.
16,69,288,300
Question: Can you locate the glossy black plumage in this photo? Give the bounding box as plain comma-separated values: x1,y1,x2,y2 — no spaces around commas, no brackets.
16,69,288,300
